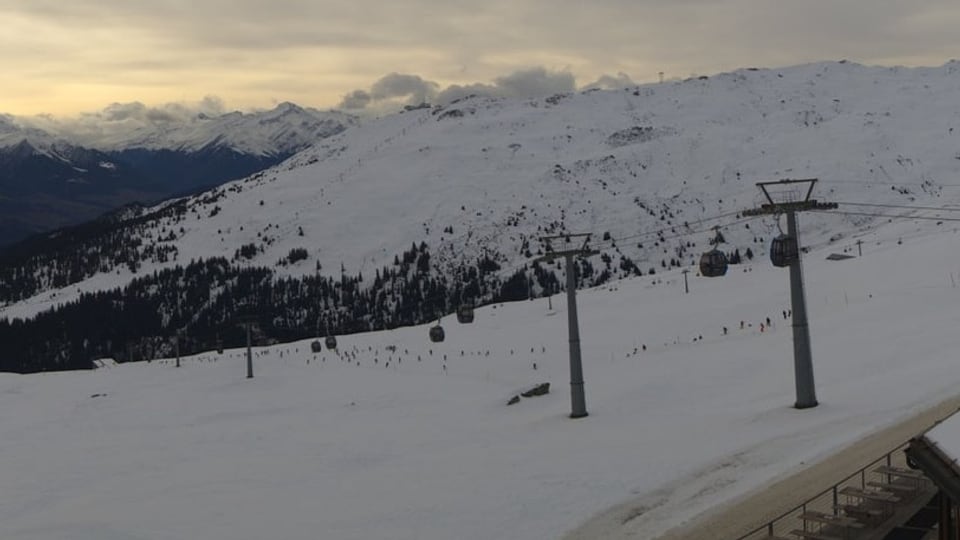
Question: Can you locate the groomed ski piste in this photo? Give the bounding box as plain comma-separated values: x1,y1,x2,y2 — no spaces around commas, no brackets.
4,216,960,540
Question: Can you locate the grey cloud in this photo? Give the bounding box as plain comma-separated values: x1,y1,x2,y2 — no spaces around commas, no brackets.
582,73,637,90
433,69,576,104
6,0,960,64
344,67,585,114
493,68,576,97
17,96,229,144
3,0,480,51
100,102,147,122
90,98,225,126
197,96,227,115
145,108,182,124
336,73,440,111
435,83,498,105
370,73,440,103
338,90,373,110
0,114,19,133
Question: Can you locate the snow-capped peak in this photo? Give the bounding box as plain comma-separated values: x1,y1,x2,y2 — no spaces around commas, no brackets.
93,104,358,157
2,103,358,158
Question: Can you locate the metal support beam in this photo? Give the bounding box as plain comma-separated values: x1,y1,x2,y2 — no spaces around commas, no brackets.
536,234,596,418
564,253,587,418
787,211,817,408
246,323,253,379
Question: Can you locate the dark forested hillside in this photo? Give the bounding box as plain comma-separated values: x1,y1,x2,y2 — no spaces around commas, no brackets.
0,243,574,372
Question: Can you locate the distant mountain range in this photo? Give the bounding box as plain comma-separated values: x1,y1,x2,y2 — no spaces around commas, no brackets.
0,103,356,246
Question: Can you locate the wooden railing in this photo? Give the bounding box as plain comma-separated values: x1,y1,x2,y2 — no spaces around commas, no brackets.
734,442,929,540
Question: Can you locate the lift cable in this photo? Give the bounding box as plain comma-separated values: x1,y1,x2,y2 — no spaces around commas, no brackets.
822,180,960,187
579,209,746,248
835,201,960,212
591,214,764,253
812,209,960,223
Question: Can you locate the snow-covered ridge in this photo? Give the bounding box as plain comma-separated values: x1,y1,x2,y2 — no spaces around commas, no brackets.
139,61,960,272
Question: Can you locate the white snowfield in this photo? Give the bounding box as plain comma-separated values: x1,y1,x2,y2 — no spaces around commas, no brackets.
3,222,960,540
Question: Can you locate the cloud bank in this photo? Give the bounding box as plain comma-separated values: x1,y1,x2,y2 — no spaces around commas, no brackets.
337,67,635,112
15,96,229,145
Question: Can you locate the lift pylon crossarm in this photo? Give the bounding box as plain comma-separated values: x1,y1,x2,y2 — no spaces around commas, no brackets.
741,201,838,216
535,233,598,263
756,178,819,205
535,249,600,264
537,233,594,258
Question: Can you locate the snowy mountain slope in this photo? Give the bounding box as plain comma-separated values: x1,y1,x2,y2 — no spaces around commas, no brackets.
3,223,960,540
122,60,960,279
4,60,960,371
8,60,960,308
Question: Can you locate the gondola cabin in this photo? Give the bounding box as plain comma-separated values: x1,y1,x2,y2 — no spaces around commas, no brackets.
770,235,798,267
310,340,323,353
699,249,728,277
325,336,338,350
429,324,445,343
456,305,475,324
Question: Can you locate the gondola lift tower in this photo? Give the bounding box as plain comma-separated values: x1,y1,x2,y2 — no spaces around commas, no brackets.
536,234,598,419
741,179,837,409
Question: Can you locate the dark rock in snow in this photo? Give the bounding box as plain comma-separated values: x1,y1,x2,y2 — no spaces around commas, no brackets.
520,382,550,398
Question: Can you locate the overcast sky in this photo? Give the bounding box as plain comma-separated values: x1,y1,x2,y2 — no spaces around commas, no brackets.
2,0,958,118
